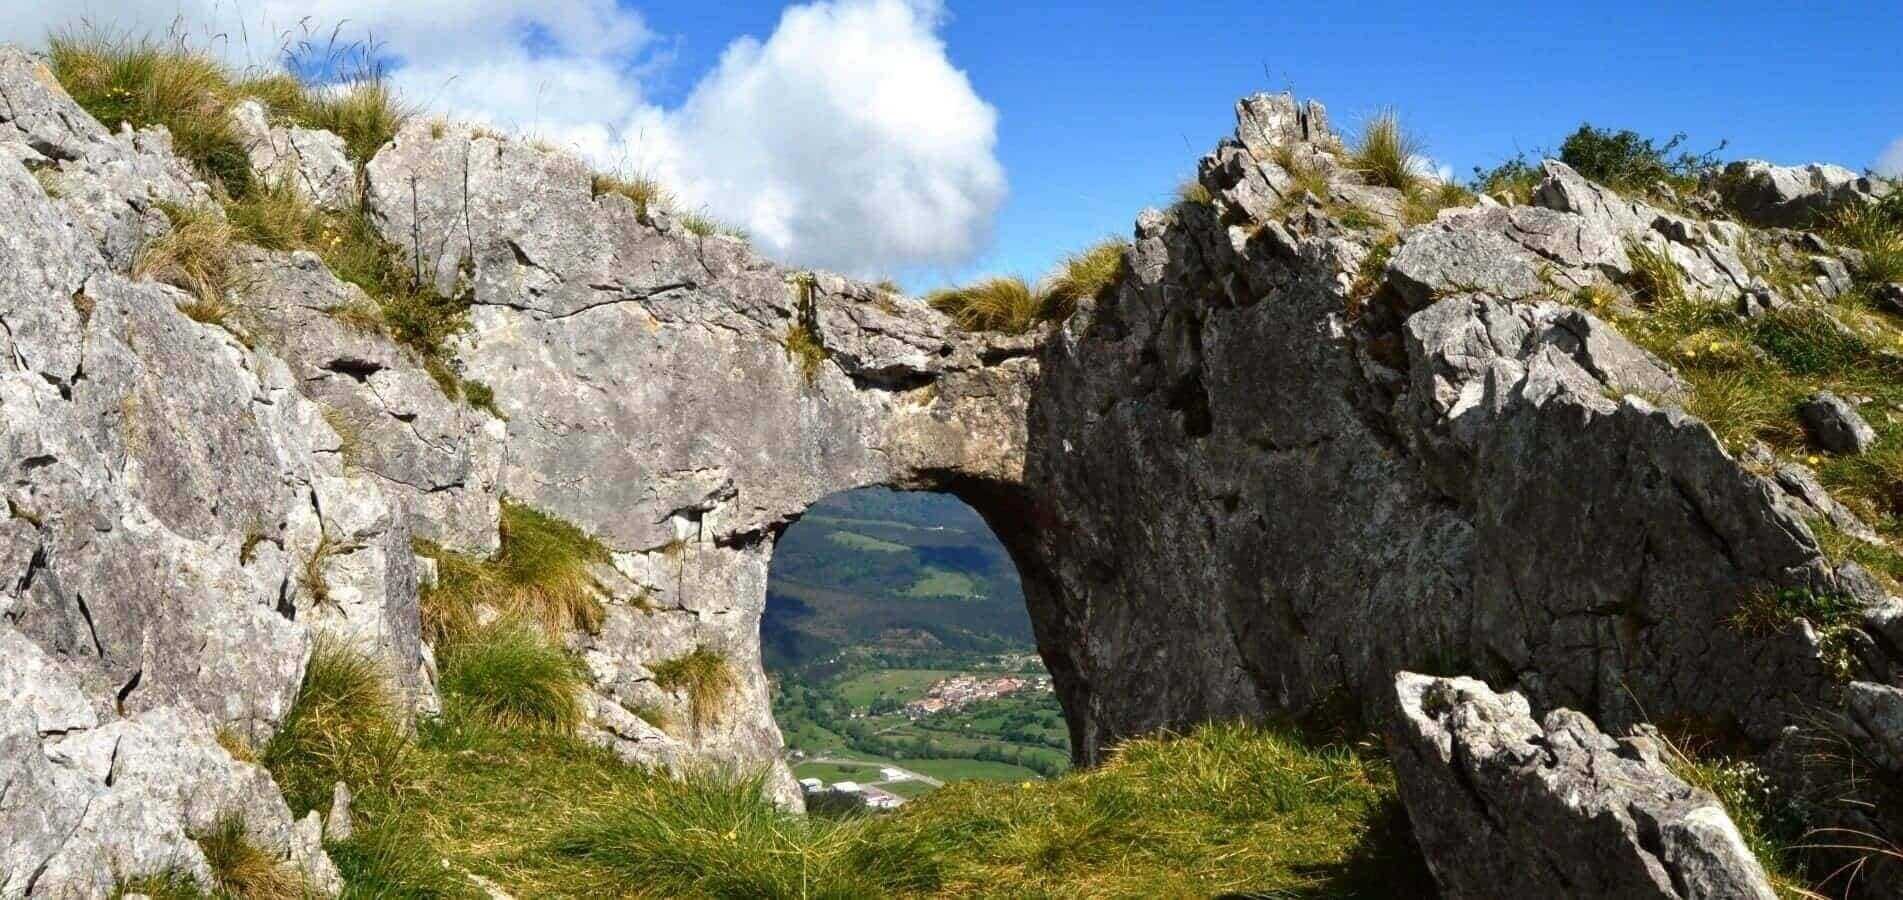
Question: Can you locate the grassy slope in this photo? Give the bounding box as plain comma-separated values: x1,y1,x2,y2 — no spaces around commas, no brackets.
833,668,960,706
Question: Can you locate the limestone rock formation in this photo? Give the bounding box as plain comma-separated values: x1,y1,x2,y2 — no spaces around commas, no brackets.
229,100,356,210
361,119,1037,805
1716,159,1889,228
1387,672,1775,899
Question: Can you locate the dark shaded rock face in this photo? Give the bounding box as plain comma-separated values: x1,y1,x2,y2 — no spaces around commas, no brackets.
1017,93,1865,765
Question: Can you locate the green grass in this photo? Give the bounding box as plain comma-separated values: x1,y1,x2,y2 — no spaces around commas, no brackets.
546,722,1425,899
416,501,610,645
782,320,828,383
263,658,1429,899
48,31,409,197
651,646,738,731
438,619,586,734
793,761,884,782
49,32,254,196
1348,109,1423,192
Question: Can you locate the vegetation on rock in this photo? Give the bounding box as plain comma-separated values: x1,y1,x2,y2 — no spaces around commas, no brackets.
416,501,612,645
439,619,587,734
651,645,738,731
928,238,1129,334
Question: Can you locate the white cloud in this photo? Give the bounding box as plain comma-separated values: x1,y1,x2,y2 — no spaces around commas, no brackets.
3,0,1005,276
628,0,1004,274
1878,137,1903,178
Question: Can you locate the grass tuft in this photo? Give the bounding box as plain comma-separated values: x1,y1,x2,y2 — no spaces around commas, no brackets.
1042,239,1130,319
1829,193,1903,286
195,815,307,900
1348,109,1424,192
1624,238,1689,308
261,638,409,817
782,321,828,384
135,203,242,322
591,171,673,221
650,645,737,731
49,32,253,196
416,500,610,645
927,276,1046,334
439,619,586,735
1176,178,1213,206
549,721,1428,899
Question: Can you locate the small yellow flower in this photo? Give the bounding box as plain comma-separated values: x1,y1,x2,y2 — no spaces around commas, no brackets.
723,829,737,841
1807,455,1822,466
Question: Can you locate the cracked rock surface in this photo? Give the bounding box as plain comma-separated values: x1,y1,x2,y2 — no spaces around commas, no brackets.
1386,672,1775,899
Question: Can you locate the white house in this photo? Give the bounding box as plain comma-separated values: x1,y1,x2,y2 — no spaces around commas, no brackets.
798,778,824,793
832,781,863,793
880,767,908,781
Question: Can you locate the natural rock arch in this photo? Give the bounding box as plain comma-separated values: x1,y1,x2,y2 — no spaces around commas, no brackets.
362,120,1061,800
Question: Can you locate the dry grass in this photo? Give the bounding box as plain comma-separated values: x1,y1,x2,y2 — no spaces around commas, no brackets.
591,171,673,221
650,645,737,731
1176,178,1213,206
195,816,308,900
927,276,1045,334
416,501,610,645
134,203,242,319
1043,239,1130,317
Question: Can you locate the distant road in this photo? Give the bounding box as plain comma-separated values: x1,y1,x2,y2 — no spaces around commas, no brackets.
804,755,944,787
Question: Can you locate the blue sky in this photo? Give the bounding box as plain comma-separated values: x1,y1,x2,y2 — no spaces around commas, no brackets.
9,1,1900,290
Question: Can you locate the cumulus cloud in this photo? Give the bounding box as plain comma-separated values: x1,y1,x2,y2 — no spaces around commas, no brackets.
629,0,1004,274
1878,137,1903,178
3,0,1005,275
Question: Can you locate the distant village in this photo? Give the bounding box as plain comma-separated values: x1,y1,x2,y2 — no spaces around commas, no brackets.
902,673,1049,718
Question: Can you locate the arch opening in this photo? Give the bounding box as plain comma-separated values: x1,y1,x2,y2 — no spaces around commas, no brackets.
765,486,1069,808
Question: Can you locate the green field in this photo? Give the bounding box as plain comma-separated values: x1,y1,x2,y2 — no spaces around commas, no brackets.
825,530,907,553
904,567,981,598
900,757,1043,781
834,668,956,706
793,760,892,783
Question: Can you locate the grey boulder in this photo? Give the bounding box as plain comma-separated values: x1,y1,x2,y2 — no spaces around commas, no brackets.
1387,672,1775,900
1717,160,1887,228
1799,391,1877,454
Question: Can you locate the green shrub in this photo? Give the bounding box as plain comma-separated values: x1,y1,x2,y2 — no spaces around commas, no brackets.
1558,123,1723,195
416,501,610,644
261,638,409,816
1471,153,1543,205
1348,109,1424,192
439,619,585,734
782,321,828,384
650,646,736,731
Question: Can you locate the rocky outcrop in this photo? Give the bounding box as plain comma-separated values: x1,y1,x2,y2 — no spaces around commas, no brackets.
1019,92,1880,767
1800,390,1877,455
1716,160,1889,228
229,100,356,210
0,47,442,892
1387,672,1775,899
361,120,1038,805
